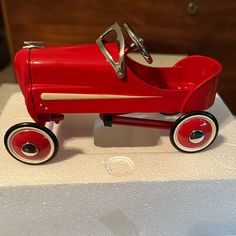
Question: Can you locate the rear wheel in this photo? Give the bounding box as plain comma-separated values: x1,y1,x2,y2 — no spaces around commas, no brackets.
170,111,218,153
4,122,58,164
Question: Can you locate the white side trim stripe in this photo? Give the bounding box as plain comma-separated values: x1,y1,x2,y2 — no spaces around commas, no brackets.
41,93,160,101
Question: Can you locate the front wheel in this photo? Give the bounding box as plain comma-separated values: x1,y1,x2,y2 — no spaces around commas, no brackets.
170,111,218,153
4,122,59,164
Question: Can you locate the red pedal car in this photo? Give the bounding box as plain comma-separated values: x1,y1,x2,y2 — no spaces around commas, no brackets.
4,23,222,164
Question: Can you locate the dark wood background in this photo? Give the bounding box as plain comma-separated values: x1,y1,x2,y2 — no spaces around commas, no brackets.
1,0,236,113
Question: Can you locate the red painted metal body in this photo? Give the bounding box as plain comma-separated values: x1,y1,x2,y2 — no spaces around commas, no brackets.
14,43,222,124
5,23,223,163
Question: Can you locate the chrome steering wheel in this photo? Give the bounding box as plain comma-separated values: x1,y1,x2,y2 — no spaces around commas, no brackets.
123,23,153,64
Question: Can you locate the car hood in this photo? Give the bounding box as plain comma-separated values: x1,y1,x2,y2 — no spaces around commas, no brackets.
30,43,116,86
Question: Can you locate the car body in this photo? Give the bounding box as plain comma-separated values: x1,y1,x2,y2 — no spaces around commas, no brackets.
14,23,221,124
4,23,222,164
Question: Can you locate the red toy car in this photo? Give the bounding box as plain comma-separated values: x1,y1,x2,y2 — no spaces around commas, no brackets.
4,23,222,164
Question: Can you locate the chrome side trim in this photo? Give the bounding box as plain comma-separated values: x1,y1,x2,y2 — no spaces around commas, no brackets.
96,23,125,79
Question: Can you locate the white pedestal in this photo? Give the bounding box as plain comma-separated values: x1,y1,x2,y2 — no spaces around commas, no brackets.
1,91,236,235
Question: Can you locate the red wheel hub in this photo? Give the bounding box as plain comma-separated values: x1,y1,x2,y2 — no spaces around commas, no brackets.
175,116,213,149
9,129,52,161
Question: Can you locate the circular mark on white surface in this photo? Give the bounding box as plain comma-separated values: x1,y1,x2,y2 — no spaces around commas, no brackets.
213,143,236,170
105,156,134,176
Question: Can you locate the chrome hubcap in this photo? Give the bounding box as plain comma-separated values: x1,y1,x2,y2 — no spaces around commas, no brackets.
21,143,39,157
189,130,205,143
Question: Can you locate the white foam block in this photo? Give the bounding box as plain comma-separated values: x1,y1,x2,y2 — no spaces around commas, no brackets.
1,67,236,235
0,92,236,235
